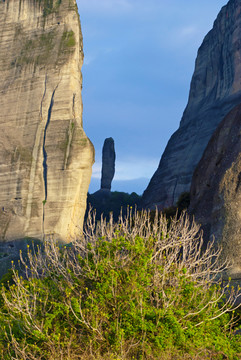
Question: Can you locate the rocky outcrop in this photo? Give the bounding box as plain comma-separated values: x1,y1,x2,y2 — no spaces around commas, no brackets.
142,0,241,209
101,137,115,191
189,103,241,278
0,0,94,242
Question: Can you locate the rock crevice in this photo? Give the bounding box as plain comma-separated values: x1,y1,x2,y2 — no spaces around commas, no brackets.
42,84,58,202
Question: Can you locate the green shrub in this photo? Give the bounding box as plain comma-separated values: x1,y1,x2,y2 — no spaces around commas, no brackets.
61,30,76,49
0,269,14,289
0,210,241,359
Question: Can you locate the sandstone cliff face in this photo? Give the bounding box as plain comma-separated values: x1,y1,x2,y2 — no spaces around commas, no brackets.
142,0,241,209
101,137,116,191
189,103,241,278
0,0,94,242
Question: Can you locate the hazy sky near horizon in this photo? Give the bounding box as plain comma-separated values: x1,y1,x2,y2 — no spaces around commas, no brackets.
76,0,227,194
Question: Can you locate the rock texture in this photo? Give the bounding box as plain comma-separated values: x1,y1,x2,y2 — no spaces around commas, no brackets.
0,0,94,242
101,137,115,191
142,0,241,209
189,103,241,278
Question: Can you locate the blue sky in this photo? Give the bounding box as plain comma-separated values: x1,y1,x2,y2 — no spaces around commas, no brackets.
76,0,228,194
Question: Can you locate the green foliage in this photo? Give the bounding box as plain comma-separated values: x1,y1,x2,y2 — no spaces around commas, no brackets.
12,1,76,69
15,30,56,67
0,211,240,359
0,269,14,289
61,30,76,49
38,0,62,17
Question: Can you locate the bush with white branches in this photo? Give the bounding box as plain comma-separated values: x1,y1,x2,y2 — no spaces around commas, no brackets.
0,209,241,359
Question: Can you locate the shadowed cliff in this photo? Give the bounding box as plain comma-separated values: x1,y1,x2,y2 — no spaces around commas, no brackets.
189,103,241,279
142,0,241,210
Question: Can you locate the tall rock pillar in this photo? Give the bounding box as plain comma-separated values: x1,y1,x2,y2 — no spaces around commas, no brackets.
101,137,116,191
0,0,94,242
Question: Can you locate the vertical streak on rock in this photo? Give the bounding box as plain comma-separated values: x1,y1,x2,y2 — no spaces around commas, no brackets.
72,93,76,119
24,74,47,234
172,178,178,207
64,93,76,170
40,75,47,118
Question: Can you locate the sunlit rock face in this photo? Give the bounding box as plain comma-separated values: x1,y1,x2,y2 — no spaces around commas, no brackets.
0,0,94,242
142,0,241,209
189,103,241,279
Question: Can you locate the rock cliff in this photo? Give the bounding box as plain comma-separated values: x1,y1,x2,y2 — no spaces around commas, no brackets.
101,137,116,191
189,103,241,278
0,0,94,242
142,0,241,209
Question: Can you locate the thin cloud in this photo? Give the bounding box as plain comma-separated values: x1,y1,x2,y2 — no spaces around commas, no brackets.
168,25,199,47
91,163,102,178
178,26,197,38
84,55,96,65
158,24,202,52
77,0,132,15
92,158,159,181
83,46,119,66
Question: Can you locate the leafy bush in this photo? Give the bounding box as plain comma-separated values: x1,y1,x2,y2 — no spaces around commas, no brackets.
0,269,14,289
61,30,76,49
0,210,241,359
